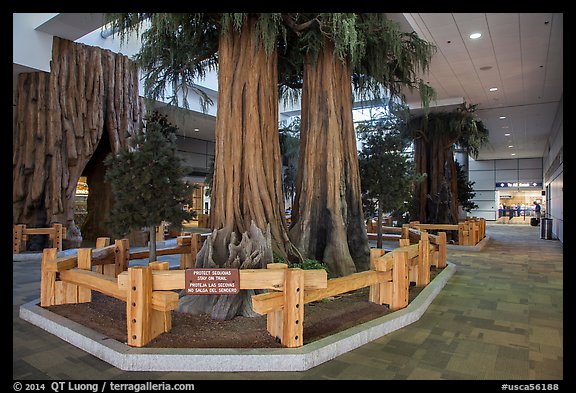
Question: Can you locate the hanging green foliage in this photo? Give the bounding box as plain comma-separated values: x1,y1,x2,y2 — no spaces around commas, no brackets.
107,13,437,112
278,13,437,110
105,13,285,111
402,103,489,158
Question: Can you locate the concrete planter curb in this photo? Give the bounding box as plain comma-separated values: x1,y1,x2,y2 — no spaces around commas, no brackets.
19,262,456,372
446,236,490,251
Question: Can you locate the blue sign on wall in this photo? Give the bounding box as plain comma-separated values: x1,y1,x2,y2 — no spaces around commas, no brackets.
495,182,542,188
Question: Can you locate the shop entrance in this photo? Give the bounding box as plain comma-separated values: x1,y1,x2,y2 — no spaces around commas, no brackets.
496,189,543,224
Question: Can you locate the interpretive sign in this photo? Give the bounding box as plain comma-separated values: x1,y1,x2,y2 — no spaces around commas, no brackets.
185,268,240,295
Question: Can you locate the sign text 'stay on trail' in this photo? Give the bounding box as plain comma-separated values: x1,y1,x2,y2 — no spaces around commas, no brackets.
185,268,240,295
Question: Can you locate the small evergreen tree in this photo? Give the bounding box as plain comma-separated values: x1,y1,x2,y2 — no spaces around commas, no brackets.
104,111,192,262
357,110,423,248
455,160,478,213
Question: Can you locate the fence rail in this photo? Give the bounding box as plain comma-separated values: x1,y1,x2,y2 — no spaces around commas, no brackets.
408,218,486,246
39,228,447,349
13,224,66,253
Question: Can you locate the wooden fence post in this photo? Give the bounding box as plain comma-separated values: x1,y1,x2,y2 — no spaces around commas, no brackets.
40,248,58,306
399,238,410,247
369,249,386,304
401,224,410,239
468,221,475,245
178,236,192,269
438,231,447,268
77,248,92,303
266,263,288,340
13,224,25,253
190,233,202,267
95,237,111,275
458,223,466,246
474,221,480,244
127,266,153,347
96,237,111,248
114,239,130,277
417,233,431,287
149,261,172,334
52,223,63,252
179,233,202,269
282,268,304,348
390,251,409,311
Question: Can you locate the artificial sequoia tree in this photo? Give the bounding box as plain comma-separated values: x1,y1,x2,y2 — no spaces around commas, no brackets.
108,13,305,320
13,37,144,248
109,13,301,260
402,103,489,225
283,14,436,276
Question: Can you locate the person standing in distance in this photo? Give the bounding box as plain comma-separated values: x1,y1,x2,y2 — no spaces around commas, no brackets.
533,201,541,220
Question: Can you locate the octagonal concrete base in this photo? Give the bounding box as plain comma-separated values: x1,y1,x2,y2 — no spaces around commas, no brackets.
19,262,455,372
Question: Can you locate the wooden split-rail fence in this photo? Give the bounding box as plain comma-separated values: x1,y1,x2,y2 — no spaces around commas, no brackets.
39,229,447,349
408,218,486,246
13,224,66,253
366,218,485,247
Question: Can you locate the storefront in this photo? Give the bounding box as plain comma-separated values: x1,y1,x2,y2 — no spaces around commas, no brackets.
495,181,543,223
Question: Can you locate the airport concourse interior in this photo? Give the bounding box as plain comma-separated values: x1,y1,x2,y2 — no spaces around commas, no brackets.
13,13,563,383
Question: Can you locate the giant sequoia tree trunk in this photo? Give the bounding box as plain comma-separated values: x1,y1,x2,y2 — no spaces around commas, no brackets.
13,37,143,244
209,16,302,264
413,136,459,224
181,17,300,320
289,40,370,277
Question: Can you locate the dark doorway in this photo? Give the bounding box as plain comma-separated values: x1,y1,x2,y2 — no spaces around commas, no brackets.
80,131,115,243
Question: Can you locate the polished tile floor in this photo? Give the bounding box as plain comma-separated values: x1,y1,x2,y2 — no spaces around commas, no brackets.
12,224,563,380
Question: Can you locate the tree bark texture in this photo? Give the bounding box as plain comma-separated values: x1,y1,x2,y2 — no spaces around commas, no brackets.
13,37,144,242
289,40,370,277
177,221,272,320
209,16,302,263
413,136,459,225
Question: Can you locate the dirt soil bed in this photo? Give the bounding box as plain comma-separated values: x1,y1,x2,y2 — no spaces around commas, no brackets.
47,267,441,348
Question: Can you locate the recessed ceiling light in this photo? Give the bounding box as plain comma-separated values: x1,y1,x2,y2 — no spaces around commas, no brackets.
499,116,506,119
511,153,516,156
502,125,509,129
479,66,492,71
469,33,482,39
504,133,511,136
489,87,498,92
194,128,200,132
508,145,514,148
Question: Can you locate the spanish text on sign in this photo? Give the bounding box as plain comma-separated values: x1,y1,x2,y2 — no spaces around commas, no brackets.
185,268,240,295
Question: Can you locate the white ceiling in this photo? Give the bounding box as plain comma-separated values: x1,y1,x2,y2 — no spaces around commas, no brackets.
393,13,563,160
14,13,563,161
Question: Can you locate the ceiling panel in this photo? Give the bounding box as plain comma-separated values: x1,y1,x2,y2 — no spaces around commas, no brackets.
400,12,562,161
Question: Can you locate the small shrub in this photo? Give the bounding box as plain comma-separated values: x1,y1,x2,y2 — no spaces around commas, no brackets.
272,251,287,264
289,258,329,272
